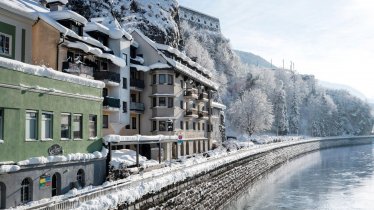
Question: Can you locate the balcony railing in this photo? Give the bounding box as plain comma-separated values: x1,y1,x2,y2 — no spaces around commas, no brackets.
184,88,198,100
103,97,120,108
62,62,93,78
198,110,209,119
185,109,198,118
130,102,145,112
198,92,209,102
130,79,145,89
93,71,120,83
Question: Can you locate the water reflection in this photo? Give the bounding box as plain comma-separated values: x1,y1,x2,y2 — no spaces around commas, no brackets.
224,144,374,210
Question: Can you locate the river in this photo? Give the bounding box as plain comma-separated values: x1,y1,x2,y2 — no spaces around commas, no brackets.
224,143,374,210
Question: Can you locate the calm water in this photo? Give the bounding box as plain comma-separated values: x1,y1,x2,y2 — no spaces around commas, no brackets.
224,143,374,210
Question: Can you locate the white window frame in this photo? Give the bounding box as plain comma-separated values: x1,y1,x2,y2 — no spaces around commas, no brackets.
0,32,12,57
25,110,38,141
60,113,71,140
41,112,53,140
0,109,3,140
88,115,97,139
73,114,83,140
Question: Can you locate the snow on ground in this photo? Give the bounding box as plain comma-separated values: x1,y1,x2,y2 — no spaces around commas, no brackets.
110,149,159,169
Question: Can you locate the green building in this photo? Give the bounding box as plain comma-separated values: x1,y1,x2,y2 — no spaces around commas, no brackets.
0,0,108,208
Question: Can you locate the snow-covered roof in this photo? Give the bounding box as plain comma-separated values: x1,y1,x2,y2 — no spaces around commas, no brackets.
0,0,40,20
65,41,127,67
48,10,88,25
131,29,218,90
103,135,178,145
44,0,68,4
85,19,132,40
211,102,226,110
0,57,105,89
130,62,172,72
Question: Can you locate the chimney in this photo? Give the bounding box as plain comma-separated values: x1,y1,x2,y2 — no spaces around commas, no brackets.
41,0,67,11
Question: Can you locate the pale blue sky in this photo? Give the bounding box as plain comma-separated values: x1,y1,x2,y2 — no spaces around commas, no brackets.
179,0,374,100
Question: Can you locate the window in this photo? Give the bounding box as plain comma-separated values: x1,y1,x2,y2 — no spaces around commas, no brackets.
159,74,166,84
76,169,85,188
180,80,184,89
180,100,184,109
21,178,32,204
202,123,205,131
159,121,166,131
41,113,53,140
122,53,127,65
26,111,37,140
123,101,127,113
185,121,189,130
153,74,157,84
167,75,173,85
52,173,60,197
0,109,3,140
123,78,127,89
61,114,70,139
159,97,166,107
198,123,200,131
193,122,196,130
103,115,109,129
89,115,97,138
152,121,157,131
101,61,108,71
132,117,137,129
153,97,157,107
73,114,82,139
0,33,11,56
168,98,174,108
180,121,184,130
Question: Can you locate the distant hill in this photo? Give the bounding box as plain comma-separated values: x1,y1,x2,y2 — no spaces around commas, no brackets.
234,50,274,69
318,80,367,100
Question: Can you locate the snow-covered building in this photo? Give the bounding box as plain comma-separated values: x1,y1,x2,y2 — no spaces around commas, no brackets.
84,18,132,136
115,29,219,161
179,6,221,32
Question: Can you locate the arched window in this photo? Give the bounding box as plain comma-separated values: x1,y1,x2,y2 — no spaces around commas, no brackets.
21,178,32,204
0,182,6,209
76,169,85,188
52,173,61,197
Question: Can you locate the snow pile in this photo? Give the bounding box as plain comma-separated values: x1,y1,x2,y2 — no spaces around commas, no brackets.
132,56,144,64
110,149,158,169
0,55,105,89
211,101,226,110
16,148,108,166
104,135,178,145
85,17,132,40
249,135,305,144
48,10,87,25
0,165,21,174
0,140,3,144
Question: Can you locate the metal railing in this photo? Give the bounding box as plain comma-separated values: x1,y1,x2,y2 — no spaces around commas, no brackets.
93,71,120,83
103,97,120,108
130,79,145,89
62,62,93,77
130,102,145,112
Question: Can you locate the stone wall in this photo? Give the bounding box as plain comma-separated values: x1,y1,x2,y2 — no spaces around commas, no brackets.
119,137,373,210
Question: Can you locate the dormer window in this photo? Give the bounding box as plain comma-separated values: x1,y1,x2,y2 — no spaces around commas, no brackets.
71,24,81,36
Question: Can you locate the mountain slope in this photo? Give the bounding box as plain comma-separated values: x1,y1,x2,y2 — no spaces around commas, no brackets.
234,50,273,69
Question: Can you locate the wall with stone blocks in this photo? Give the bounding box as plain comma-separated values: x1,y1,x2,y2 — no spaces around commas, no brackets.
119,137,373,210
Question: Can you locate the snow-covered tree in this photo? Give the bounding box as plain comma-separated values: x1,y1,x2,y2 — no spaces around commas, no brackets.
273,81,289,135
228,89,274,136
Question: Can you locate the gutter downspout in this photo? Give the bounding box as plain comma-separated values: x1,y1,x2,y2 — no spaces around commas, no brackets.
57,34,65,71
